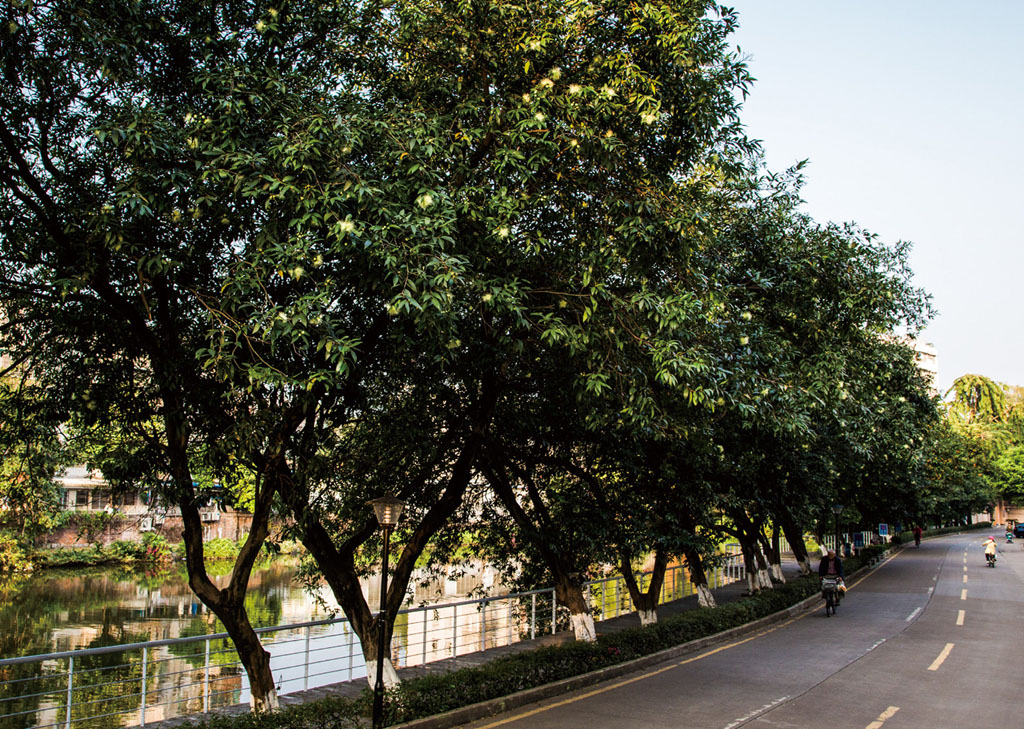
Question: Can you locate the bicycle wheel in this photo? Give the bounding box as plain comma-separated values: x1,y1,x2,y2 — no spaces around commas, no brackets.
824,590,834,616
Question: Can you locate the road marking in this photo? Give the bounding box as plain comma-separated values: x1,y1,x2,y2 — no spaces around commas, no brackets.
866,706,900,729
927,587,934,594
928,643,954,671
956,610,965,626
960,588,967,600
723,695,791,729
963,565,967,572
906,607,922,622
962,574,968,583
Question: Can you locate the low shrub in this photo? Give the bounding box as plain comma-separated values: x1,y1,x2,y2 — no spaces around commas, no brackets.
32,544,109,568
183,697,364,729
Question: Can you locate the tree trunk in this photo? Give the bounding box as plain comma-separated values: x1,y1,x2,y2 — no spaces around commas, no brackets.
277,376,500,688
769,526,786,583
180,502,279,712
555,571,597,641
780,513,813,576
164,402,280,713
619,549,667,626
683,547,716,608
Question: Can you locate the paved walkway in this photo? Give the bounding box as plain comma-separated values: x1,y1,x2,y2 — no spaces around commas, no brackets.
160,563,806,726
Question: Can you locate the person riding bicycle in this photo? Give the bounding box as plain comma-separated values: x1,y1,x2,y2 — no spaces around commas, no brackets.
913,525,922,547
818,549,845,579
984,536,997,565
818,549,846,610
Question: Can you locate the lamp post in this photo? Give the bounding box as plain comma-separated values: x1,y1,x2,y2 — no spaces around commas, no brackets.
368,495,405,729
832,504,844,555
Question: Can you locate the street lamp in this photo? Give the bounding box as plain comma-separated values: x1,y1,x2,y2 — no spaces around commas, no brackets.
368,495,405,729
832,504,844,555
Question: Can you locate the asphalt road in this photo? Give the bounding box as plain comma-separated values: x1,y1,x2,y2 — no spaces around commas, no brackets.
458,530,1024,729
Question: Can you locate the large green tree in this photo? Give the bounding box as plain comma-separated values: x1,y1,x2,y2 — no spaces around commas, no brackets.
1,0,754,701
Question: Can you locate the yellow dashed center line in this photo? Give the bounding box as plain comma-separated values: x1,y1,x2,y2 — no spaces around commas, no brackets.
962,574,968,583
960,589,968,600
866,705,900,729
928,643,954,671
956,610,965,626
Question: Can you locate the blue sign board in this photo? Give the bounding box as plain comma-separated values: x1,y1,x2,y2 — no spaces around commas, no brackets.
878,523,889,536
853,532,865,549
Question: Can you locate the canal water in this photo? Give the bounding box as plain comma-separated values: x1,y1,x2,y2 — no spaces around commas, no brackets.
0,557,512,658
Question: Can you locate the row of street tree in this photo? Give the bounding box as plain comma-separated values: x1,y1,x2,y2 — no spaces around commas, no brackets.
0,0,989,713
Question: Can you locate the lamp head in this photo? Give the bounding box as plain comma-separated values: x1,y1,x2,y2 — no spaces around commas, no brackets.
831,504,844,515
368,495,406,528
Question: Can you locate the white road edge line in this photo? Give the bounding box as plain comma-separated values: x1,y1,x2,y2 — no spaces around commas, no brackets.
928,643,955,671
722,695,791,729
906,607,922,622
866,705,900,729
956,610,965,626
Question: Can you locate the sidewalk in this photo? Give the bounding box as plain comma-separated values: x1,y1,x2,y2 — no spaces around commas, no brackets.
159,563,806,727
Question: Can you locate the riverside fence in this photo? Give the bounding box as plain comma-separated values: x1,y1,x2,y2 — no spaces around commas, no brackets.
0,555,748,729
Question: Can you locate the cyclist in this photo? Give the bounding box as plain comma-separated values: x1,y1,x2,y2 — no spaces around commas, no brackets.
913,525,922,547
984,536,998,566
818,549,845,612
818,548,845,578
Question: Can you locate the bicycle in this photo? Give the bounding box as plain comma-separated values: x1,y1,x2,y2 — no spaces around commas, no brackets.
822,576,840,617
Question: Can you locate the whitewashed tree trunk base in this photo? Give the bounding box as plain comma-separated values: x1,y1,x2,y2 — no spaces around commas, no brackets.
251,688,279,713
757,569,773,589
364,658,400,689
638,608,658,626
570,612,597,642
770,564,786,583
746,572,759,594
696,584,716,608
797,558,812,576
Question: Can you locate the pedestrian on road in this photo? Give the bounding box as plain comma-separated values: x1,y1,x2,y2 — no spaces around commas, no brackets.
913,525,922,547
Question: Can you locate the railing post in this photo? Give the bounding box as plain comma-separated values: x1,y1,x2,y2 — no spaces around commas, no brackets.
550,588,556,634
508,600,513,645
347,626,354,680
65,655,73,729
615,578,620,617
140,646,148,727
531,594,537,639
422,608,428,665
303,626,311,690
203,638,210,713
452,604,458,660
480,599,487,651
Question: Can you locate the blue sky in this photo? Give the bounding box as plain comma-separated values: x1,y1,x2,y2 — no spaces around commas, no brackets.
728,1,1024,394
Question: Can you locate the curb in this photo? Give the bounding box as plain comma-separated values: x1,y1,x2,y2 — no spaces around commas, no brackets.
391,583,824,729
392,550,902,729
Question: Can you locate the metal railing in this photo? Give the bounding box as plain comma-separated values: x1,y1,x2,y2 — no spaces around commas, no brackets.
0,554,746,729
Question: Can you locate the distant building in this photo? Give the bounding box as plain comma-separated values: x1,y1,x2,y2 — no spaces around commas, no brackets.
912,340,939,395
50,467,251,546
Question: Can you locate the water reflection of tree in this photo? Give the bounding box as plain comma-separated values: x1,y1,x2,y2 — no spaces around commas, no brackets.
68,627,150,729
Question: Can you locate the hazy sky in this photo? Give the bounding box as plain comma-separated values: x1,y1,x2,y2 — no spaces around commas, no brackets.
728,2,1024,394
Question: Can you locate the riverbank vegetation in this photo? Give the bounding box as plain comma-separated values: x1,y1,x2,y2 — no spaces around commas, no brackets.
0,0,995,715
